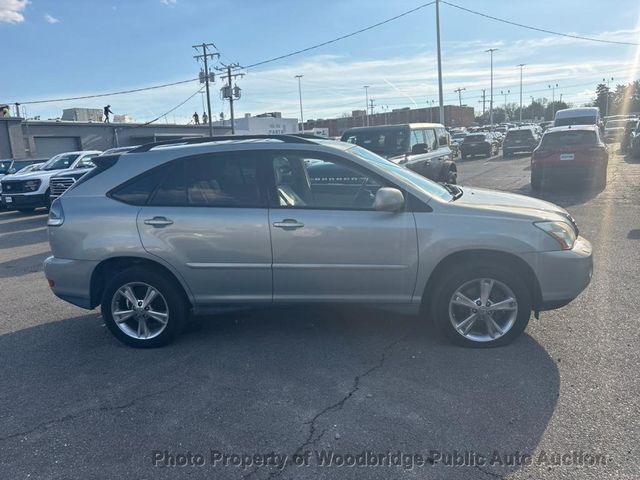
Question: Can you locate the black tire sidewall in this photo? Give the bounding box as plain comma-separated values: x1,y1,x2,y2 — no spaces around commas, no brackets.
101,267,186,348
430,263,532,348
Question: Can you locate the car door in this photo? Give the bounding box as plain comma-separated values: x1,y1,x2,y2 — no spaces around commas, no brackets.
266,150,418,303
135,151,272,305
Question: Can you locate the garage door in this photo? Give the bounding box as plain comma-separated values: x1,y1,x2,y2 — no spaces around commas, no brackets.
34,137,80,158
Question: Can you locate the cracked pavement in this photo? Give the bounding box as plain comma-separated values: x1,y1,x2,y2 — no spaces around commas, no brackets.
0,151,638,479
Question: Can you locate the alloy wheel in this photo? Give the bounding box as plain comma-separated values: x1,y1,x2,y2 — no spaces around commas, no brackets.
110,282,169,340
448,278,518,342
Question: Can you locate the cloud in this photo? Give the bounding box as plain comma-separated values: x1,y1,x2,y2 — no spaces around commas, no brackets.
160,0,177,5
44,13,59,24
0,0,28,23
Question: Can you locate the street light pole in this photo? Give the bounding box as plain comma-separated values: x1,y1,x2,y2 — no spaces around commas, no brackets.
486,48,498,126
435,0,444,124
363,85,370,127
603,77,614,117
500,89,510,120
517,64,525,123
295,75,304,132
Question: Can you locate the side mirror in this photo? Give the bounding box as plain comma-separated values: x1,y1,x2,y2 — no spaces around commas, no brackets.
411,143,430,154
373,187,405,212
7,168,16,174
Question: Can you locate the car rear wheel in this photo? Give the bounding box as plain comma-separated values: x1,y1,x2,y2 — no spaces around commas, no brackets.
101,267,187,348
531,169,543,192
430,262,532,348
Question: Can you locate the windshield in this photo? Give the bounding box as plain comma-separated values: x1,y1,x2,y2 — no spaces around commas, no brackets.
540,130,597,147
342,129,408,155
464,134,486,142
41,153,81,171
452,133,466,139
606,120,627,128
506,130,534,140
555,116,597,126
348,145,453,201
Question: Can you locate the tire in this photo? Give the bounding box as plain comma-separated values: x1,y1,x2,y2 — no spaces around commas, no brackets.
531,169,543,192
101,266,187,348
446,168,457,184
597,163,607,191
18,208,35,213
430,261,532,348
44,188,52,211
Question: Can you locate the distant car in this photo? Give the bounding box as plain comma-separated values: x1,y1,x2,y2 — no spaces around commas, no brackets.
459,133,499,159
1,150,101,212
0,158,46,180
603,119,628,143
50,146,139,201
531,125,608,191
553,107,601,128
341,123,457,184
502,127,540,157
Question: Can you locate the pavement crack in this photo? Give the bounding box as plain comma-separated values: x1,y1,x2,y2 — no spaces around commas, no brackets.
475,464,506,479
256,330,412,480
0,380,188,443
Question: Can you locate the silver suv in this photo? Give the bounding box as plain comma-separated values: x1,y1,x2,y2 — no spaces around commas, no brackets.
44,135,593,348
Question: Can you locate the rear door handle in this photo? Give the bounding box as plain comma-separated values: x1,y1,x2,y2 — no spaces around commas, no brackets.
273,219,304,230
144,216,173,227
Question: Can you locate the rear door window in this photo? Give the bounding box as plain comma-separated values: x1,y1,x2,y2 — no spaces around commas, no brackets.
436,128,449,147
424,129,437,150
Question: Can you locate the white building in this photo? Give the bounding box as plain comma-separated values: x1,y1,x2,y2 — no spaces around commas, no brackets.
213,112,299,135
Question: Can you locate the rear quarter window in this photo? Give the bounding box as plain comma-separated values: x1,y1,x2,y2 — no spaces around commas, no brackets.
109,165,169,205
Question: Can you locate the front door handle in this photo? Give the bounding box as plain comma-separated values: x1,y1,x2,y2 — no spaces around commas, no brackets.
273,219,304,230
144,216,173,227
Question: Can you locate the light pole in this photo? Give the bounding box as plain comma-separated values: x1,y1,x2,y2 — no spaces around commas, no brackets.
295,74,304,132
548,83,558,120
500,89,510,121
603,77,614,117
486,48,498,125
517,64,525,123
530,96,535,121
435,0,444,124
363,85,370,126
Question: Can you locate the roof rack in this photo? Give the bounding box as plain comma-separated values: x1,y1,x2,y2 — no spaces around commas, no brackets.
129,134,319,153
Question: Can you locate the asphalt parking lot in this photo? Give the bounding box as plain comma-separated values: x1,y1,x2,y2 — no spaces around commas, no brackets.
1,150,638,479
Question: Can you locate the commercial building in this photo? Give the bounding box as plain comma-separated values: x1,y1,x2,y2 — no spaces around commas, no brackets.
212,112,299,135
301,105,475,137
0,116,231,159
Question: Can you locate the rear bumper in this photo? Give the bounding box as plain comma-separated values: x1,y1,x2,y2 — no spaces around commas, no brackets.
504,145,535,154
521,236,593,311
44,256,98,309
533,163,601,180
461,145,490,155
1,192,48,209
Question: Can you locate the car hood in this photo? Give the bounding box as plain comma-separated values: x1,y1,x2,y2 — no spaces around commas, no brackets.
2,169,69,181
454,186,572,222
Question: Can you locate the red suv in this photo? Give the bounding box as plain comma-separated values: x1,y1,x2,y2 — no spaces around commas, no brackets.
531,125,608,191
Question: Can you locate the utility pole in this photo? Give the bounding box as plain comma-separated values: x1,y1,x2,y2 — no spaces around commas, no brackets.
603,77,614,117
481,89,486,123
500,89,510,120
295,74,304,132
548,83,558,120
192,42,219,136
485,48,498,126
216,63,244,134
517,64,525,123
363,85,370,126
369,98,375,119
435,0,444,124
454,87,466,107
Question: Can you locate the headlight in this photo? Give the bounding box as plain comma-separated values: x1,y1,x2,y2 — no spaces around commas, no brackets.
47,199,65,226
23,179,41,192
535,221,576,250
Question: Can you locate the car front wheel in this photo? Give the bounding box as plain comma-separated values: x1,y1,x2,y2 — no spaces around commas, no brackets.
430,262,532,347
101,267,187,347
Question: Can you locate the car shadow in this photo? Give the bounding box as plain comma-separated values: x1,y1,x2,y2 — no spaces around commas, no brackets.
0,251,50,279
0,227,47,249
0,307,559,479
0,212,47,234
515,180,601,208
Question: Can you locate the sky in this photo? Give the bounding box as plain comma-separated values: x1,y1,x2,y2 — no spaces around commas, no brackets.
1,0,639,124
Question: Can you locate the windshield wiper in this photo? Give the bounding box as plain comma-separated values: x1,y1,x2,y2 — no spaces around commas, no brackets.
443,183,463,200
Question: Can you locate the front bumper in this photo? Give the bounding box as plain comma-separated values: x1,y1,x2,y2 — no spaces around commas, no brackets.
521,236,593,311
44,256,98,309
1,192,48,209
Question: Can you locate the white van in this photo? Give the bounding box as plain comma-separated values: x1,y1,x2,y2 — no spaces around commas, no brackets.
553,107,601,127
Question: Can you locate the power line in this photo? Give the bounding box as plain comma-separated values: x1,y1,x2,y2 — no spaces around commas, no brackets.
139,88,204,127
240,1,436,70
16,78,198,106
441,1,640,46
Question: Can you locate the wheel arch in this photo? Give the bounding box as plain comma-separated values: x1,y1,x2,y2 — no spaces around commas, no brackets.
421,249,543,312
90,256,193,309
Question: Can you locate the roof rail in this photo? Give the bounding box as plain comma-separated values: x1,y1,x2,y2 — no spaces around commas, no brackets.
129,134,318,153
